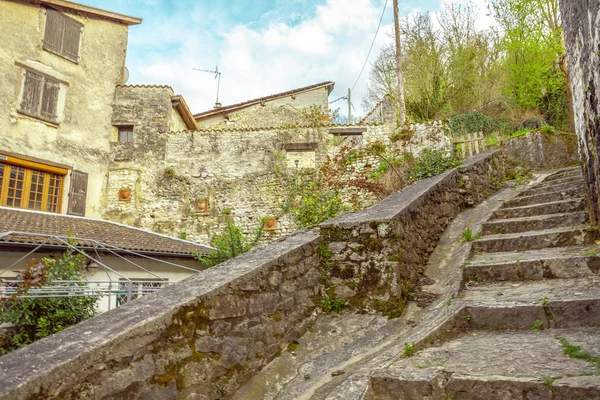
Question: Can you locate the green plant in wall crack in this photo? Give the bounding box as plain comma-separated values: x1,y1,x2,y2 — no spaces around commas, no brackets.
320,294,345,313
194,218,264,268
461,228,480,242
404,342,416,357
164,166,176,178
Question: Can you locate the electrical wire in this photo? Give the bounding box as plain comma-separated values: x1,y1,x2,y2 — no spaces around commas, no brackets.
351,0,389,92
329,96,348,104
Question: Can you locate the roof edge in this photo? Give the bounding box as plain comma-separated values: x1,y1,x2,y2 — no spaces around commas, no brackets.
193,81,335,120
0,206,215,253
171,95,199,131
38,0,142,25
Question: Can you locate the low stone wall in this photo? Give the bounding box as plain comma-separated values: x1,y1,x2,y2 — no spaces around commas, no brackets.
320,150,505,316
0,231,321,400
503,131,579,170
0,151,505,400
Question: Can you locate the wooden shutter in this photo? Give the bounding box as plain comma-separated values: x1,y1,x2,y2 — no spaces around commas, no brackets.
43,9,65,54
19,71,43,116
67,170,88,216
40,78,60,121
62,18,82,62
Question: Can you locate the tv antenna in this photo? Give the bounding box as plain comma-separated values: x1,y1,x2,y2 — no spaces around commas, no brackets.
193,65,222,108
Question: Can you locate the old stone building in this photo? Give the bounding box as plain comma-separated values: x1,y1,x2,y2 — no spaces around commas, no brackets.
193,81,334,128
0,1,452,249
561,0,600,226
101,82,452,244
0,0,141,218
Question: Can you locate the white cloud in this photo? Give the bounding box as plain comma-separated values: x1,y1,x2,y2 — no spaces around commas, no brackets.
126,0,396,117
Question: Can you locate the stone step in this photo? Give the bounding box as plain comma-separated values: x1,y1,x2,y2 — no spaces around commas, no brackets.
491,198,586,220
464,245,600,282
472,227,598,254
519,181,585,197
542,168,583,182
481,211,589,235
502,189,584,208
368,328,600,400
536,176,585,189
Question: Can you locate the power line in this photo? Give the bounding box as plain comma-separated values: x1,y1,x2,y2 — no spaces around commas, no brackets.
329,95,348,104
351,0,389,92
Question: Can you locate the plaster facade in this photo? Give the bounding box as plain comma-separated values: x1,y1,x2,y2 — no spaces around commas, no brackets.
0,0,138,218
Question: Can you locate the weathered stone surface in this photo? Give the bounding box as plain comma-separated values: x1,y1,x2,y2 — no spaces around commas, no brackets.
502,188,584,208
368,329,600,400
319,150,505,314
0,231,321,400
491,198,586,220
472,227,597,254
561,0,600,226
503,131,579,171
481,211,589,235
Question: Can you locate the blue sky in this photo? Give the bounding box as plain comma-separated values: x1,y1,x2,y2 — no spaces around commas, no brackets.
82,0,459,116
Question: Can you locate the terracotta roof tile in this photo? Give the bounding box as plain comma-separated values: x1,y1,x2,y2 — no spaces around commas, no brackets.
116,84,174,90
193,81,335,120
0,207,213,256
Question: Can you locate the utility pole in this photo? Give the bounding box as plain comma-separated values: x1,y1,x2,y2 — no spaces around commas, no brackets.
347,88,352,124
393,0,407,125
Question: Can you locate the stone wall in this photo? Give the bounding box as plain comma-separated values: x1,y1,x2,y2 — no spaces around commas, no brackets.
0,150,504,400
0,231,322,400
104,118,452,245
503,131,579,170
106,86,456,247
560,0,600,225
320,150,505,316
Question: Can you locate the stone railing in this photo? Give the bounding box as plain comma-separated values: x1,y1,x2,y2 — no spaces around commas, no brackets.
0,232,321,400
0,150,504,400
320,150,505,316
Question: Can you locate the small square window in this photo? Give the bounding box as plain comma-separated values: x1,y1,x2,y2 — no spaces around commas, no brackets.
118,126,134,143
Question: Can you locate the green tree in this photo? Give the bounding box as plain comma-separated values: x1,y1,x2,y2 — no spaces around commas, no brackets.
195,219,264,267
362,5,499,121
0,247,97,354
489,0,571,130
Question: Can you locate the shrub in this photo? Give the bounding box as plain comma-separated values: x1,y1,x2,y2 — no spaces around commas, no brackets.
408,149,462,181
448,113,501,137
518,116,545,130
0,247,97,354
195,219,264,267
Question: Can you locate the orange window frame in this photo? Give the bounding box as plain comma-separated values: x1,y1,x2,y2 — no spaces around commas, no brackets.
0,155,67,213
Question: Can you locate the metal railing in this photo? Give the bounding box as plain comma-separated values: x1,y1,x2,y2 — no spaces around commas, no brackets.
0,279,178,310
0,232,204,311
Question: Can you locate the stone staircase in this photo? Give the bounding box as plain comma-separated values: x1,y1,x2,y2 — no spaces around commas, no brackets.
367,166,600,399
233,167,600,400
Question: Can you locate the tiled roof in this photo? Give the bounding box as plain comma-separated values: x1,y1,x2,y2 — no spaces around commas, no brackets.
38,0,142,25
0,207,213,256
193,81,335,120
168,120,380,134
359,99,384,124
116,84,174,90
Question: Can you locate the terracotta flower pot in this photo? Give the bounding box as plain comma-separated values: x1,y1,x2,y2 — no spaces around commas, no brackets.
195,198,209,213
118,188,131,201
264,217,277,231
